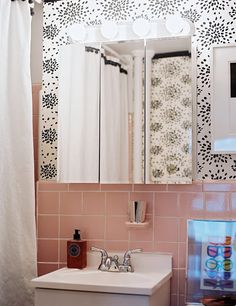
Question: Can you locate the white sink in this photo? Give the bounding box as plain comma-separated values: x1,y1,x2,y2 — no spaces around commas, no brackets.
32,252,172,295
32,252,172,306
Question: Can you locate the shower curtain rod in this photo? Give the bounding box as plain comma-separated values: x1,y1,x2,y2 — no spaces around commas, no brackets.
102,44,129,66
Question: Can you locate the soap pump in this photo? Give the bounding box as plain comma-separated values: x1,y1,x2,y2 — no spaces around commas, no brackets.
67,229,87,269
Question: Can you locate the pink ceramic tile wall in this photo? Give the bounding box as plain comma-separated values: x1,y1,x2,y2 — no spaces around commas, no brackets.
36,180,236,306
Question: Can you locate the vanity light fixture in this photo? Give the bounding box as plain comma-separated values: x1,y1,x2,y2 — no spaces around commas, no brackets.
132,18,151,37
165,15,185,35
100,21,118,39
67,23,87,42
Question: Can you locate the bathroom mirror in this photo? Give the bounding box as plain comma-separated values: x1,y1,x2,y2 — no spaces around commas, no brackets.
57,36,193,184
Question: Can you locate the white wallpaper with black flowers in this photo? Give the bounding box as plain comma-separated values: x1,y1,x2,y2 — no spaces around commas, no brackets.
40,0,236,180
149,55,192,183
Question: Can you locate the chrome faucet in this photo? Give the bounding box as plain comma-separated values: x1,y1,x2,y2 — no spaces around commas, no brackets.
91,247,142,272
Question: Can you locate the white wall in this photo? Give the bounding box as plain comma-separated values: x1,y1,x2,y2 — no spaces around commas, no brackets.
31,3,43,84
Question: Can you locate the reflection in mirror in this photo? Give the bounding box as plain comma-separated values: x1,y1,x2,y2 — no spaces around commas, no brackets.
100,40,145,184
57,43,101,182
145,37,192,183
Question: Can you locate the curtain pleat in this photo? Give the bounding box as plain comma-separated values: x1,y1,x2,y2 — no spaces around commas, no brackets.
100,56,129,183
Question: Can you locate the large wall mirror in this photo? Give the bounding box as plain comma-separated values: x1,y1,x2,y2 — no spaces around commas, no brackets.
57,35,193,184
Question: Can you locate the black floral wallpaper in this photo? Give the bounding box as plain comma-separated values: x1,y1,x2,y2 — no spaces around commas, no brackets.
40,0,236,180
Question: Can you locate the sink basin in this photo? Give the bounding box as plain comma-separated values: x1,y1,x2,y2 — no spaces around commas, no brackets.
32,252,172,295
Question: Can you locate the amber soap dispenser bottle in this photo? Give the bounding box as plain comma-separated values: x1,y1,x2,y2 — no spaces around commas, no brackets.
67,229,87,269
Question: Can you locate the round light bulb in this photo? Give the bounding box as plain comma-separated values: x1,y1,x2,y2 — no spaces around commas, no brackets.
132,18,151,37
101,21,118,39
67,24,87,41
181,19,192,35
165,15,185,35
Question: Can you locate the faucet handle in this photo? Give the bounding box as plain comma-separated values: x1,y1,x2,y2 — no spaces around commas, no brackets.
124,248,142,258
122,248,142,272
90,246,108,258
123,248,142,265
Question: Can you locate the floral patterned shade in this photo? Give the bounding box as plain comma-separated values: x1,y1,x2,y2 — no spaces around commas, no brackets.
148,55,192,183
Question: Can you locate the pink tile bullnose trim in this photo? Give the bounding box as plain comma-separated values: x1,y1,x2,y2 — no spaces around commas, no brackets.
101,184,132,191
133,184,167,191
69,183,101,191
167,181,203,192
38,181,68,191
203,181,236,192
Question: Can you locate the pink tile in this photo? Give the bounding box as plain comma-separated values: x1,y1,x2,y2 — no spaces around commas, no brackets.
154,242,178,268
104,241,129,251
129,215,153,241
130,192,154,214
171,268,178,294
154,192,178,217
179,218,187,242
38,181,68,191
129,241,154,252
83,192,105,215
205,192,230,219
34,161,39,181
69,183,100,191
170,294,178,306
60,216,105,240
32,84,41,115
60,192,82,215
59,239,67,263
101,184,132,191
106,192,129,215
179,295,186,306
59,215,85,239
37,215,58,238
179,269,187,295
82,216,105,239
167,181,202,192
133,184,167,192
154,217,178,242
179,193,204,218
87,240,105,251
33,138,38,161
59,263,67,269
106,216,129,240
178,243,187,269
37,263,58,276
38,192,59,214
230,193,236,218
37,239,58,262
33,114,39,138
203,181,236,192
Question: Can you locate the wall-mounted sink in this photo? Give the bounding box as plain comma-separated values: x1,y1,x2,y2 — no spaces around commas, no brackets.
32,252,172,306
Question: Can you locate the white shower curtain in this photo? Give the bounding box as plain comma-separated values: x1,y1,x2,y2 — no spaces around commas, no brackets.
0,1,37,306
100,55,129,183
57,44,100,182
